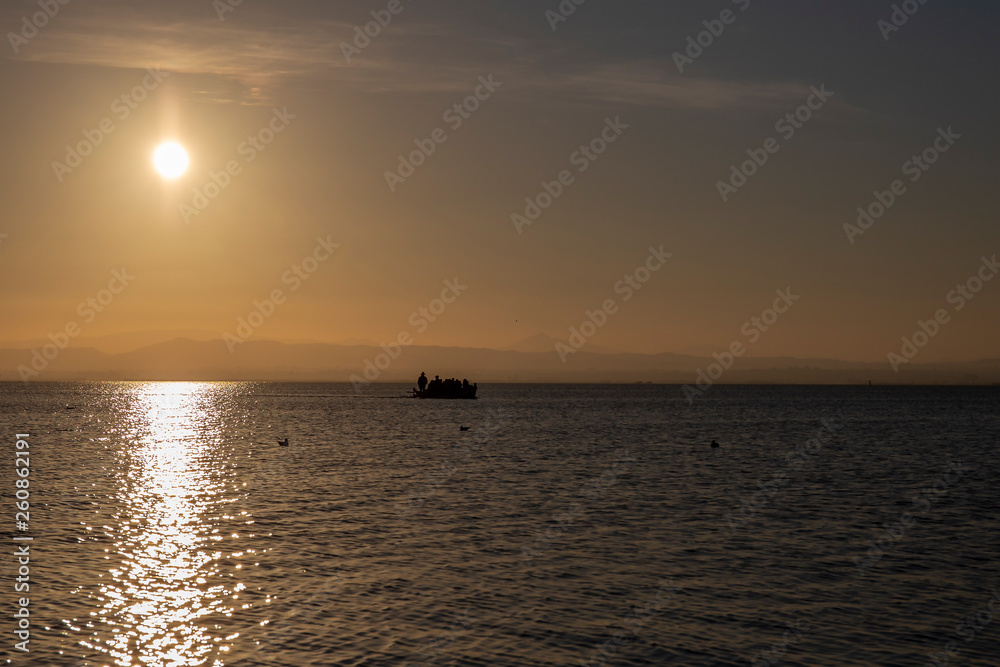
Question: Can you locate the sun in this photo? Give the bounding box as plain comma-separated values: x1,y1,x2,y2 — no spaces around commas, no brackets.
153,142,189,179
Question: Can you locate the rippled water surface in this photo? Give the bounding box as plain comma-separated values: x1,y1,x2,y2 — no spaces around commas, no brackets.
1,382,998,666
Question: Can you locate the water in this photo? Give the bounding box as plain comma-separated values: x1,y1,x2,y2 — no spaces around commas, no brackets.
1,382,998,666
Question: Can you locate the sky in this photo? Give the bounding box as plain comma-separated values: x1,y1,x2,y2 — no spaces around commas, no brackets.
0,0,998,363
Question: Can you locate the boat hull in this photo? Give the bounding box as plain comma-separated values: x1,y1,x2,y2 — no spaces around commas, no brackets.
412,387,478,400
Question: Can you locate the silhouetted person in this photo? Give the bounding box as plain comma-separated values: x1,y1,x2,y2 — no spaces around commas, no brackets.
418,372,428,392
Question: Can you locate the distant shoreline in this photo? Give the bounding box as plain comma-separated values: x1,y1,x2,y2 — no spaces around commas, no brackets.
3,380,998,387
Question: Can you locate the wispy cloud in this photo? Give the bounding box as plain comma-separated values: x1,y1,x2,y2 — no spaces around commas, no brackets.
4,9,347,103
553,62,807,109
4,5,812,109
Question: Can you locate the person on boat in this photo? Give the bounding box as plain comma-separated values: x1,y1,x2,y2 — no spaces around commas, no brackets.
462,379,469,390
418,372,428,393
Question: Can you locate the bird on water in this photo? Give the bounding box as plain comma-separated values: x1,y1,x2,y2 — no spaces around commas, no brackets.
711,440,720,448
278,438,289,447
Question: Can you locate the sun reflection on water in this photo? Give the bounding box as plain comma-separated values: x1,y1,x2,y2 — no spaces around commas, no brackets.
87,383,244,666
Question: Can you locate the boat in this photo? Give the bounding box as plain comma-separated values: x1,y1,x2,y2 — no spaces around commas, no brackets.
412,379,478,400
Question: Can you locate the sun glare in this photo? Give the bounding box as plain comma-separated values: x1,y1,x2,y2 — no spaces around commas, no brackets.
153,141,189,179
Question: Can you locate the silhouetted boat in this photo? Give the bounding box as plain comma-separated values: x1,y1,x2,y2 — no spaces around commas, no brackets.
412,384,478,400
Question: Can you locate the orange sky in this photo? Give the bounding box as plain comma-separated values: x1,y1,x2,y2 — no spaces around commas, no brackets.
1,1,998,363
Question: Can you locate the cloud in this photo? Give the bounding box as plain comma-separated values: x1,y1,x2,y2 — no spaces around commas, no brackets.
3,3,811,110
4,7,347,103
552,63,807,109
